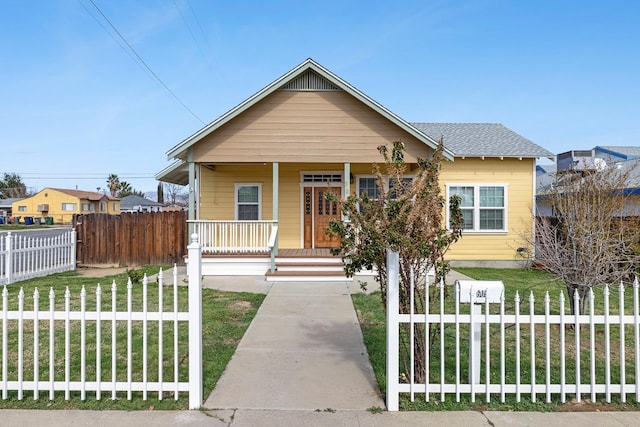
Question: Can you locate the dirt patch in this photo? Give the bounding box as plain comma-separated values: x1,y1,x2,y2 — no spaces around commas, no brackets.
76,265,129,278
558,398,636,412
229,300,252,315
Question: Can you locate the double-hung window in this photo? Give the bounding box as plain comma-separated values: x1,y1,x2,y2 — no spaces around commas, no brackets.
448,185,506,232
235,184,261,220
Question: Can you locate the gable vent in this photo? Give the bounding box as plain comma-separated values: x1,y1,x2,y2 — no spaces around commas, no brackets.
280,70,341,91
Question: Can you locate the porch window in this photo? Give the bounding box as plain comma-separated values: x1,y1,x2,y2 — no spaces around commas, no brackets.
447,185,506,232
235,184,261,220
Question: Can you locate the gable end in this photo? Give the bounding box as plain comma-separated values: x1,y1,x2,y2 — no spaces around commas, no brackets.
280,70,341,91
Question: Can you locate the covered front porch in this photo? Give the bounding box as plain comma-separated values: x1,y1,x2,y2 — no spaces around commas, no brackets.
190,219,349,281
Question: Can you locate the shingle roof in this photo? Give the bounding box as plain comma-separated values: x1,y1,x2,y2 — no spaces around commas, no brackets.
48,188,118,201
120,195,163,209
411,123,554,159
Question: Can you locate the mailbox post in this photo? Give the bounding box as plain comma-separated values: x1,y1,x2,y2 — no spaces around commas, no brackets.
456,280,504,384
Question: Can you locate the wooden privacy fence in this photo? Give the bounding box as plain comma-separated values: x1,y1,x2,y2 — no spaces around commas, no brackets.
0,234,203,409
1,230,76,285
73,211,188,267
385,250,640,411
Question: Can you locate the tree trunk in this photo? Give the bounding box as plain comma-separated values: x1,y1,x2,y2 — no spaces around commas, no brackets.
566,284,589,315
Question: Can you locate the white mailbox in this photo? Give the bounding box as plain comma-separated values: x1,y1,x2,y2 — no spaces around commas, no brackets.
456,280,504,385
456,280,504,304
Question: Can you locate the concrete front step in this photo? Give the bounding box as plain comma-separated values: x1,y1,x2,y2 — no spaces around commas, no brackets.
265,270,351,282
275,262,345,273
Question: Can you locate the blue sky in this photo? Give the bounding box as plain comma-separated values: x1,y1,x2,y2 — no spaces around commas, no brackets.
2,0,639,194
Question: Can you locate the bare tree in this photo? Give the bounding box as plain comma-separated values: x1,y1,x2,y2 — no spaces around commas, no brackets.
531,164,640,315
164,183,187,206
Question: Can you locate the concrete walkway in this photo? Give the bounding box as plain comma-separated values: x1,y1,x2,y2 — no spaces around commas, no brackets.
204,279,385,411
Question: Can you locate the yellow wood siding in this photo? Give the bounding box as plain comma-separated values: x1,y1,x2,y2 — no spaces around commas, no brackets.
198,158,535,263
193,91,433,164
440,158,535,262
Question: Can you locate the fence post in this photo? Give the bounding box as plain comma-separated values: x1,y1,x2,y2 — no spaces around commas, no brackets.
187,233,202,410
5,233,12,285
70,229,77,269
386,249,400,411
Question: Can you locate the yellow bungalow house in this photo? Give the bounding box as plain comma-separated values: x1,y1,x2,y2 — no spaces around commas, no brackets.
12,188,120,225
157,59,553,278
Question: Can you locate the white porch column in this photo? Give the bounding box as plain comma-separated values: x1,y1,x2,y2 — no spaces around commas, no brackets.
272,162,279,221
187,148,196,236
343,162,351,199
272,162,279,257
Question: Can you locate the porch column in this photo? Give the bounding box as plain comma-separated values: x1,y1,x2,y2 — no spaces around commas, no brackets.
188,148,196,236
272,162,279,222
343,163,351,222
272,162,279,260
343,162,351,199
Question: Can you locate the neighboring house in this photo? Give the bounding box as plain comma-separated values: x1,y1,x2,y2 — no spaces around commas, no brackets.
157,59,553,273
11,188,120,224
537,147,640,218
120,195,163,213
0,197,23,221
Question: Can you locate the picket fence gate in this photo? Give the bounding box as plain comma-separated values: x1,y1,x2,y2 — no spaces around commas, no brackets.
0,230,76,285
0,233,203,409
386,250,640,411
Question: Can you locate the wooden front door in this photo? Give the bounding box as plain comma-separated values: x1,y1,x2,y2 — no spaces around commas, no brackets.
303,187,341,248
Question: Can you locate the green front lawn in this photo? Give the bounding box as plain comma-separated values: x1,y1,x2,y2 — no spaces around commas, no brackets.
353,267,640,411
0,267,264,410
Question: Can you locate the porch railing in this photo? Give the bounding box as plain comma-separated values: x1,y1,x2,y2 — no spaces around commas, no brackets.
188,220,276,255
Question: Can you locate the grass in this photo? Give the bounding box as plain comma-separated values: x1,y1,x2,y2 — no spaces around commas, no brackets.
352,267,640,411
0,266,264,410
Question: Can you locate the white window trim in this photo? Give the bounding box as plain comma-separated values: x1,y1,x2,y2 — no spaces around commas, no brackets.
234,183,262,221
446,183,508,234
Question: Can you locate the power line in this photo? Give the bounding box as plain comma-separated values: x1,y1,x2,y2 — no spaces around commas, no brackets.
85,0,206,125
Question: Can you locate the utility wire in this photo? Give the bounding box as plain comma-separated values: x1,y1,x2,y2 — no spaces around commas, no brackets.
86,0,206,125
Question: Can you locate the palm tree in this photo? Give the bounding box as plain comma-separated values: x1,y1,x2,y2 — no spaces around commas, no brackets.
106,174,120,197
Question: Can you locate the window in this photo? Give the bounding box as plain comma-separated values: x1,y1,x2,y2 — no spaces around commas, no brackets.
18,205,26,212
61,203,77,211
235,184,261,220
448,185,506,232
357,176,414,200
357,177,378,199
100,202,106,212
113,203,118,212
81,203,94,212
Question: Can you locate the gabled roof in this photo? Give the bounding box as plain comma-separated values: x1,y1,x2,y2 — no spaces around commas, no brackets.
411,123,554,159
47,188,118,201
120,195,163,209
165,58,453,161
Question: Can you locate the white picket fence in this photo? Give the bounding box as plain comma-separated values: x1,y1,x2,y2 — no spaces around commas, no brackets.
386,250,640,410
0,233,203,409
0,230,76,285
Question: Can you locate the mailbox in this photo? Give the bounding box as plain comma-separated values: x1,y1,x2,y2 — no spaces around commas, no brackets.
456,279,504,385
456,280,504,304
